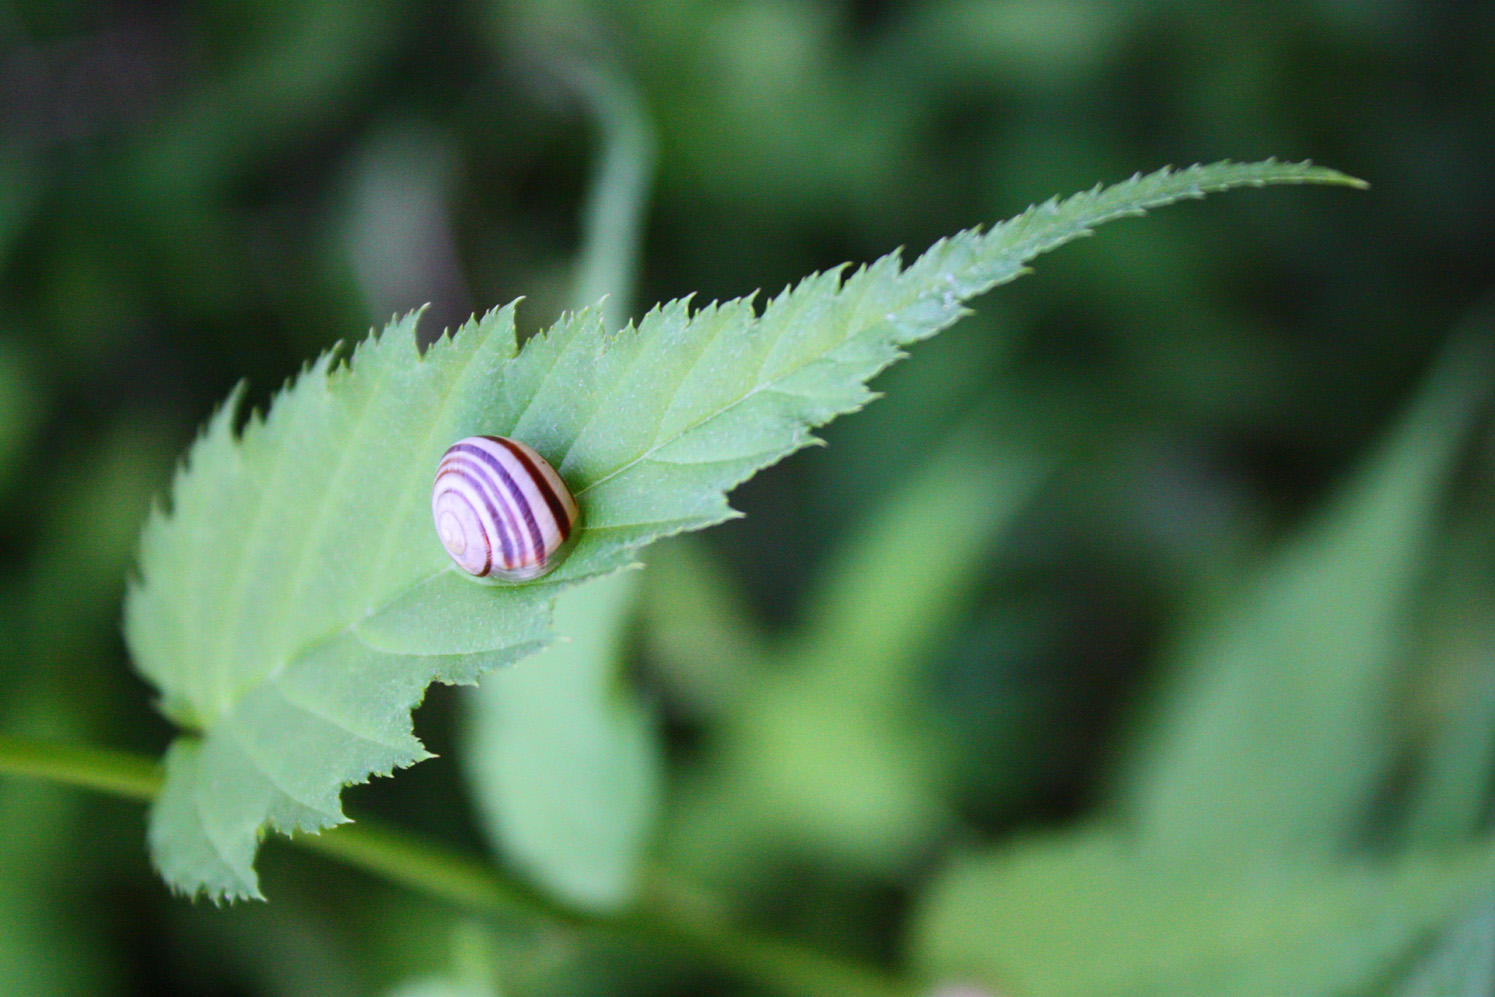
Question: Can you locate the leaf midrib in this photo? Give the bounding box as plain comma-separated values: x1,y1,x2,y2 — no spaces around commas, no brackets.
569,250,950,502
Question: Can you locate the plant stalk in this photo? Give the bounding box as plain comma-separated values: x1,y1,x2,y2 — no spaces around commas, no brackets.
0,732,918,997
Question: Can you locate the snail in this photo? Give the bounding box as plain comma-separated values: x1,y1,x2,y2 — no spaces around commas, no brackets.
432,435,580,581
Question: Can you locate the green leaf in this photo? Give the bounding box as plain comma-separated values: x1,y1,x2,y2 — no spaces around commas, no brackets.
460,568,661,913
673,420,1047,876
909,827,1495,997
1404,649,1495,849
124,160,1363,899
1113,342,1492,859
385,982,498,997
908,343,1495,997
382,919,505,997
1381,893,1495,997
639,536,771,716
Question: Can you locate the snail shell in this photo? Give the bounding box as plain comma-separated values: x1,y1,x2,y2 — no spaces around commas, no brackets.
432,436,580,581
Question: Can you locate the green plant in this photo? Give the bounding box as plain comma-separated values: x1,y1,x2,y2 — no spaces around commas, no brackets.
7,156,1494,997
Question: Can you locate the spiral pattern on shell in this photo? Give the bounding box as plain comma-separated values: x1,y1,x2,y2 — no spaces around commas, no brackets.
432,436,580,581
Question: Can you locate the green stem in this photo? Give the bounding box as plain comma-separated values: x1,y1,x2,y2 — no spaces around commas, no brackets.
293,817,563,925
619,893,913,997
559,57,655,332
304,821,913,997
0,733,919,997
0,732,163,801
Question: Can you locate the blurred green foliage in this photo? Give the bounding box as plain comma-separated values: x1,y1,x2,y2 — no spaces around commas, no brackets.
2,1,1493,995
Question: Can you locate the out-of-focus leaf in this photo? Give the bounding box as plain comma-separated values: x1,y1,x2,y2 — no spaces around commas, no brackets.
911,344,1495,997
909,826,1495,997
386,982,498,997
888,0,1129,87
1115,343,1492,858
1402,398,1495,850
1404,650,1495,849
640,536,768,717
379,915,506,997
793,419,1047,702
1382,892,1495,997
678,422,1047,874
461,568,661,912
